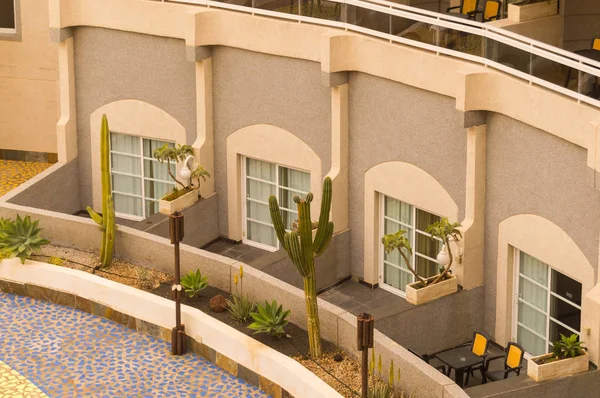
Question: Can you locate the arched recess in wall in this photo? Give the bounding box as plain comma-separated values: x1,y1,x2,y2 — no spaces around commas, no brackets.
90,100,187,212
494,214,595,351
363,161,459,285
226,124,322,242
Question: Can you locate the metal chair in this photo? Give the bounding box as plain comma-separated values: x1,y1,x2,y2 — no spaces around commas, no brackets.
446,0,480,19
460,332,490,384
469,342,525,384
407,348,447,374
470,0,502,22
592,37,600,51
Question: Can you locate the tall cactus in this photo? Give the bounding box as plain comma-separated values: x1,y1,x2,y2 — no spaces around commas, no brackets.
269,177,334,358
86,114,116,268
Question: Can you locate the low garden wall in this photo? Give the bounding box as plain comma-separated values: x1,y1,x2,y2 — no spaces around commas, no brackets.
0,200,469,398
0,257,340,398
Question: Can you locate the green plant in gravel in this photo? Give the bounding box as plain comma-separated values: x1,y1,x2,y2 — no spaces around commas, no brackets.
368,350,414,398
248,300,290,339
269,177,333,357
0,215,50,264
86,114,117,268
48,256,65,266
552,333,586,360
227,265,255,323
180,269,209,298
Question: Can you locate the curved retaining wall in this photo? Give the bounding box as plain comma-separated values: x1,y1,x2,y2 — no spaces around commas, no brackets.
0,200,468,398
0,257,340,398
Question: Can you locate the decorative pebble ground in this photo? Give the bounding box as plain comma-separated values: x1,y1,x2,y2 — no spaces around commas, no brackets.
0,160,52,196
0,293,270,397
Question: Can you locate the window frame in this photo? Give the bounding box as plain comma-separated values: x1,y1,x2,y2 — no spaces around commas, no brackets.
378,193,443,297
109,132,176,221
512,249,582,357
0,0,18,36
241,156,310,252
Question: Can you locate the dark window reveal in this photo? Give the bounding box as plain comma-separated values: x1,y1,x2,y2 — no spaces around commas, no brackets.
0,0,16,30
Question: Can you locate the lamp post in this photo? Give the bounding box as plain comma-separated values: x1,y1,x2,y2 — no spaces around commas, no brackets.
170,211,187,355
357,312,374,398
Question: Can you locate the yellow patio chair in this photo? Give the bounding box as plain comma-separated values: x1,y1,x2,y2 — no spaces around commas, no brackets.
471,0,502,22
462,332,490,384
446,0,480,18
593,37,600,51
483,342,525,383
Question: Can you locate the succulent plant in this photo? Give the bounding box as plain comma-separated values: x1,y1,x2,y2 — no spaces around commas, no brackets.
180,269,209,298
0,215,50,264
248,300,290,338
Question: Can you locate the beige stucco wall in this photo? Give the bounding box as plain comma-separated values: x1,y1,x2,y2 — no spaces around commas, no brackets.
483,112,600,337
72,27,196,209
0,0,58,154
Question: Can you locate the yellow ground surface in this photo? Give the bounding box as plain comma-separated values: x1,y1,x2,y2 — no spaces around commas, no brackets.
0,160,52,196
0,360,48,397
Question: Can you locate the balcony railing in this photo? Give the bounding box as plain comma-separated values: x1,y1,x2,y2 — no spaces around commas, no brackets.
168,0,600,109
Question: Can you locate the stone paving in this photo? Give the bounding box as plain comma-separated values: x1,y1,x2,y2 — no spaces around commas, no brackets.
0,360,48,397
0,292,270,397
0,160,52,196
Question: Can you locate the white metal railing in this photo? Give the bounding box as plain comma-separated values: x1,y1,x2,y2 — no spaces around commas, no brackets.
166,0,600,108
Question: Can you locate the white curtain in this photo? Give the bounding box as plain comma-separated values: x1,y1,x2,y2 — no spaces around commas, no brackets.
518,252,549,356
110,134,143,217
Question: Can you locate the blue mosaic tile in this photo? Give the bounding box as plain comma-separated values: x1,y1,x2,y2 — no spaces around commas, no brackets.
0,292,271,397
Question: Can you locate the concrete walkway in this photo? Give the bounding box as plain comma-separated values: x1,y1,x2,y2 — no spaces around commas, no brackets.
0,293,269,397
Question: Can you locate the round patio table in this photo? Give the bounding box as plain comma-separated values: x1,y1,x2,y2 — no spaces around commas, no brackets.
435,346,485,388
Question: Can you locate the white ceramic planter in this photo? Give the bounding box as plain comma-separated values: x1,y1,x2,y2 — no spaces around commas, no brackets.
159,189,198,215
508,0,558,22
527,352,589,382
405,274,457,305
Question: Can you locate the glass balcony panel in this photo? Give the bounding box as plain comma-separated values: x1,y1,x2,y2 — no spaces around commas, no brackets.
299,0,342,21
531,54,581,94
577,70,600,102
485,38,531,74
437,27,484,57
212,0,253,7
347,5,391,35
255,0,298,14
391,18,437,47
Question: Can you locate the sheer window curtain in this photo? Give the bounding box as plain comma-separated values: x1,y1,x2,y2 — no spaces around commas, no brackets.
110,134,143,217
518,251,549,356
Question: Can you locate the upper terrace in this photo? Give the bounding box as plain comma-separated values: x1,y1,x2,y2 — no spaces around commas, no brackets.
50,0,600,109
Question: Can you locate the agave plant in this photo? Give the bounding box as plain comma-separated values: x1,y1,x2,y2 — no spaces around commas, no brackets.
248,300,290,338
0,215,50,264
180,269,209,298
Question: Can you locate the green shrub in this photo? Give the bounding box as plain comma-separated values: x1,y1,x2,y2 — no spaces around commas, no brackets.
248,300,290,338
553,333,586,360
180,269,208,298
0,215,50,264
227,266,254,322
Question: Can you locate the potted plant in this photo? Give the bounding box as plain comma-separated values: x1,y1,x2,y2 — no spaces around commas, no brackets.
382,217,461,305
153,144,210,215
508,0,558,23
527,334,589,382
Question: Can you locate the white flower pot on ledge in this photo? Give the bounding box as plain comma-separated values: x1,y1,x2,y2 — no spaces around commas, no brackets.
508,0,558,23
527,352,589,382
159,189,199,215
405,274,457,305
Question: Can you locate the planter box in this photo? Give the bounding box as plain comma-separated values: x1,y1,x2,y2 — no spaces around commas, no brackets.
508,0,558,22
527,352,589,382
159,189,199,215
405,274,457,305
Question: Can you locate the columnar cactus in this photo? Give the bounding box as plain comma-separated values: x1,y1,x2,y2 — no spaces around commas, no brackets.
269,177,334,358
86,114,116,268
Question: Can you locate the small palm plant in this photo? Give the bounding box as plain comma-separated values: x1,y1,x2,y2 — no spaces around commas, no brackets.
226,265,255,323
382,217,461,287
0,215,50,264
425,218,462,285
552,333,586,360
153,144,194,189
248,300,290,338
180,269,209,298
